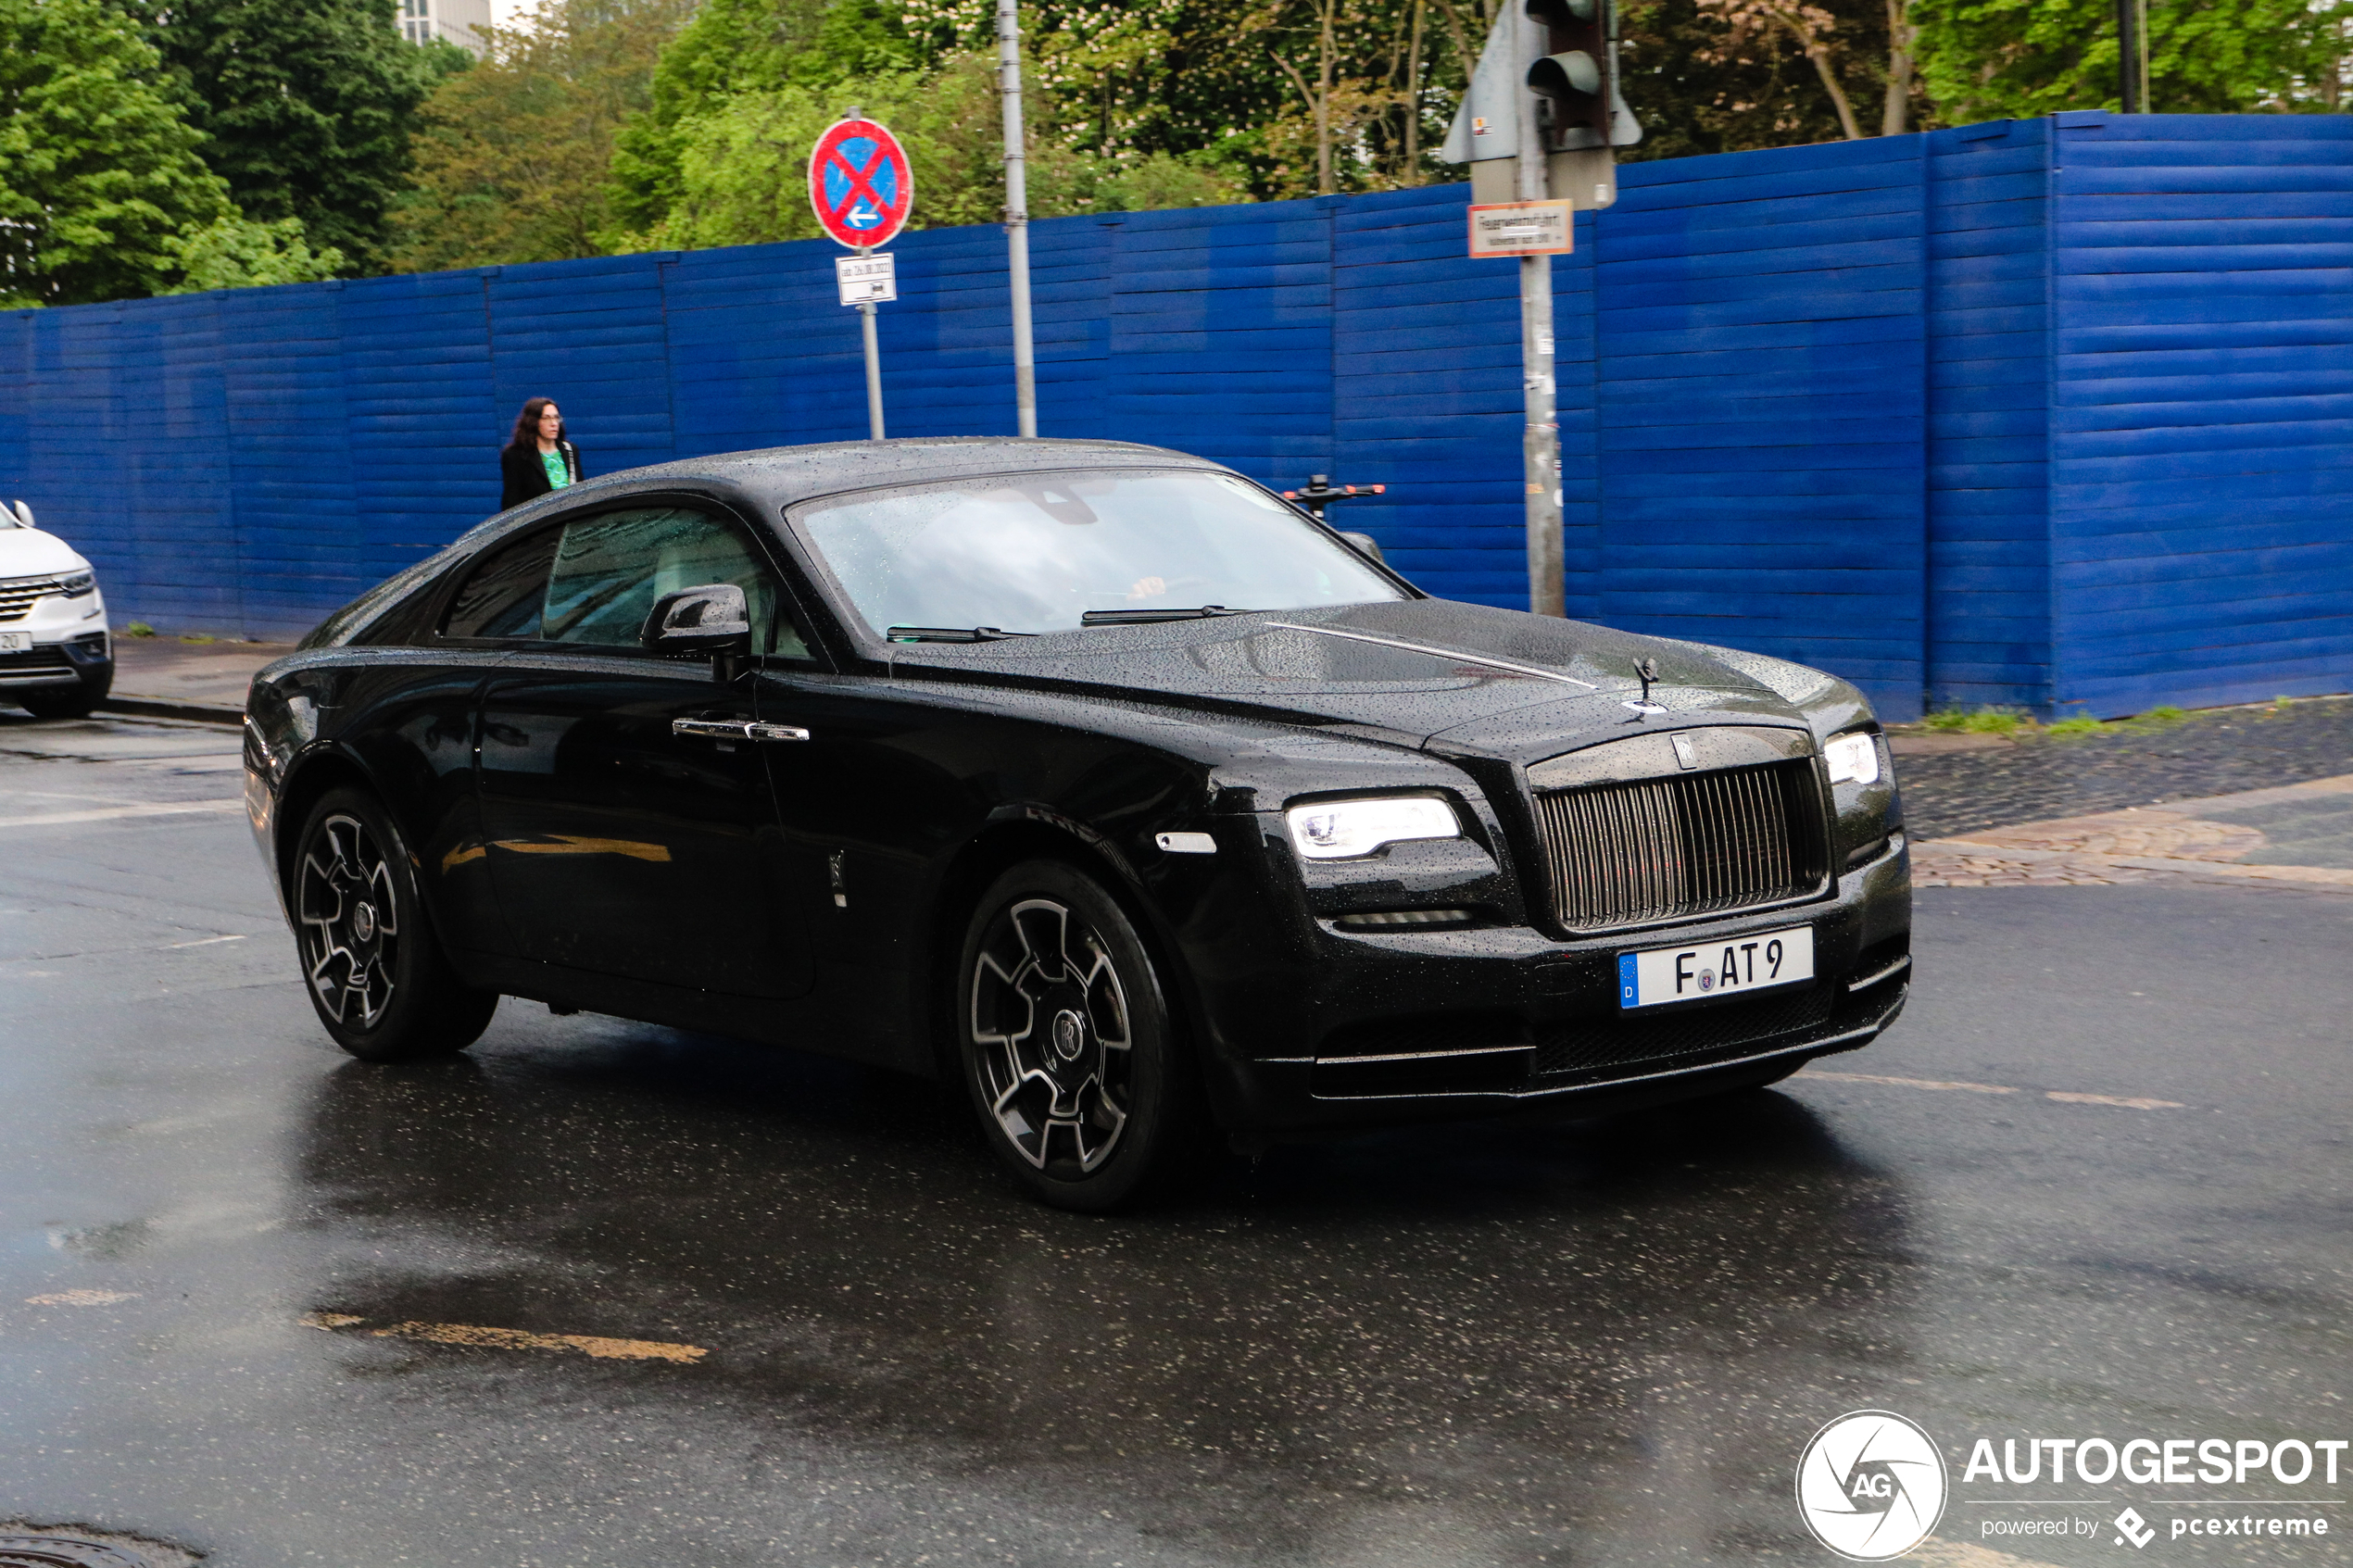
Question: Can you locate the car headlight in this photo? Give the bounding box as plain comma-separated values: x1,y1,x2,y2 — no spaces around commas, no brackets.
59,571,94,596
1823,730,1881,786
1286,797,1461,859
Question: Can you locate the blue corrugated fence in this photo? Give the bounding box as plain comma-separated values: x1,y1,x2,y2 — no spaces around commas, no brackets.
1,112,2347,720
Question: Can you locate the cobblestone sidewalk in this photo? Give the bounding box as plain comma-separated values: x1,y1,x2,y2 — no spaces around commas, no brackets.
1894,696,2353,840
1913,773,2353,892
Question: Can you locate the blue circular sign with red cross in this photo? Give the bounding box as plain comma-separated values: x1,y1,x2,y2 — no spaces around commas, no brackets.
808,118,912,249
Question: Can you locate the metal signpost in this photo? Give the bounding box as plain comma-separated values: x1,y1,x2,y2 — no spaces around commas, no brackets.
997,0,1038,437
1440,0,1641,619
808,115,914,441
1513,4,1564,619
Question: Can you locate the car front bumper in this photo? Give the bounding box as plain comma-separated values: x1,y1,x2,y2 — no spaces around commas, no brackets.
1184,836,1912,1137
0,628,112,695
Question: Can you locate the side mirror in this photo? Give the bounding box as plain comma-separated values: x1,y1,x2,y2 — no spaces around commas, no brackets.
1339,531,1386,565
641,583,752,658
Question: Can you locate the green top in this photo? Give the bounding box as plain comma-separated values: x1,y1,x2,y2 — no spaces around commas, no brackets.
541,445,572,491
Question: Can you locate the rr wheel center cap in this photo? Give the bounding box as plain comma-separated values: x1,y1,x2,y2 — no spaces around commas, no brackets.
352,902,378,943
1049,1008,1088,1064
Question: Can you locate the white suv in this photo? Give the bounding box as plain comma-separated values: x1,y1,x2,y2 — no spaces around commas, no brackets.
0,501,113,719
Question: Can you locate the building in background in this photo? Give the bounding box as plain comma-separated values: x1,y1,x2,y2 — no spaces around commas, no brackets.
399,0,489,54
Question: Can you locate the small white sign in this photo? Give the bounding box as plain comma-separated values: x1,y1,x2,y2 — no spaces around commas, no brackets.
1466,199,1574,258
836,252,897,306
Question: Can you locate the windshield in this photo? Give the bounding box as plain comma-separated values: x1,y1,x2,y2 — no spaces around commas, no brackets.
791,468,1406,637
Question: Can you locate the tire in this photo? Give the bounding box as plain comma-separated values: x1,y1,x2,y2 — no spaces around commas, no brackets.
290,786,498,1062
17,682,100,719
955,859,1197,1212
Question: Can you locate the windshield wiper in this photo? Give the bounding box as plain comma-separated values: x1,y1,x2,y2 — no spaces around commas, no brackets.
884,625,1033,643
1080,605,1247,626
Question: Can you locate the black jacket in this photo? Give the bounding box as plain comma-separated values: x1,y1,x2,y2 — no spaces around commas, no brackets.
500,439,582,510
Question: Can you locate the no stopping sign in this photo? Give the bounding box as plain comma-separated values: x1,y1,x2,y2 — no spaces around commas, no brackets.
808,119,912,249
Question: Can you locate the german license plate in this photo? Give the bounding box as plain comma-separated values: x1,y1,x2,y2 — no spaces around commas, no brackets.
0,632,30,653
1618,925,1814,1008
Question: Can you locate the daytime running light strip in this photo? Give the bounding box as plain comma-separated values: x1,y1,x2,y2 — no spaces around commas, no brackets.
1265,622,1598,689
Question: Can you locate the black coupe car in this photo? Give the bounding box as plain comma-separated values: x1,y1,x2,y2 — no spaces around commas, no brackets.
244,438,1910,1209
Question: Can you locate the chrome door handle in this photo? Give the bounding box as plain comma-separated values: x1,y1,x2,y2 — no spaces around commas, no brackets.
673,719,753,740
673,719,809,743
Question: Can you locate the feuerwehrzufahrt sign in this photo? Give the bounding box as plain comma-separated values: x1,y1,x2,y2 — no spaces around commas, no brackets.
1467,199,1574,258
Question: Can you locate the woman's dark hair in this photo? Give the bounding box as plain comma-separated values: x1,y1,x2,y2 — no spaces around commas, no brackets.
506,396,562,451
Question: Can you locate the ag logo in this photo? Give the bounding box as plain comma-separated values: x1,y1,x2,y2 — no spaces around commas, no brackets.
1795,1410,1948,1561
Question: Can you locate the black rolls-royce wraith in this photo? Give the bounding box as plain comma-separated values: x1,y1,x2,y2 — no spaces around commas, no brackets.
244,438,1910,1210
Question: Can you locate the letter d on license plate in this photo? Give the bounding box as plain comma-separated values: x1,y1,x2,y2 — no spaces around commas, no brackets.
1617,925,1814,1008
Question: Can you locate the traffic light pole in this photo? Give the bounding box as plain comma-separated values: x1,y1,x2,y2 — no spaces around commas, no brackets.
998,0,1038,437
2117,0,2142,110
1516,6,1565,618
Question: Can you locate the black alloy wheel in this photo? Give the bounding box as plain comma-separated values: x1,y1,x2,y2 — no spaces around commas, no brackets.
956,859,1195,1211
292,787,498,1061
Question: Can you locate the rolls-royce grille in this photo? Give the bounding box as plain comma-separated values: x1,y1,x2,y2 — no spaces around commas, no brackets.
1534,759,1828,930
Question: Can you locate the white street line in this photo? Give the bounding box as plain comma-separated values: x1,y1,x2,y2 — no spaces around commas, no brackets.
1799,1069,2183,1110
163,934,247,949
0,800,244,830
1802,1070,2016,1095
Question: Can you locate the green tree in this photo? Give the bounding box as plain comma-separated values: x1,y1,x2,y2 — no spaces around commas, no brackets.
0,0,232,306
625,47,1244,251
396,0,693,271
1617,0,1874,158
608,0,889,234
1915,0,2338,118
163,214,346,291
139,0,464,272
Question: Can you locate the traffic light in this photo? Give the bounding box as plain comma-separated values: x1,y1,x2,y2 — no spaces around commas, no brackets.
1526,0,1639,155
1436,0,1640,209
1527,0,1608,151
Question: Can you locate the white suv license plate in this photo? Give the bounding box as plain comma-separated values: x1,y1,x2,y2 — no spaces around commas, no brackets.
1618,925,1815,1009
0,632,30,653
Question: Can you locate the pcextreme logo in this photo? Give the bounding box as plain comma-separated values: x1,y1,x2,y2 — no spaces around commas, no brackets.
1795,1410,1950,1562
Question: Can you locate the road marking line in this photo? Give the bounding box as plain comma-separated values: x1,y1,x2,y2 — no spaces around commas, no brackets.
1801,1070,2017,1095
301,1311,706,1363
0,800,244,830
163,934,246,949
1799,1069,2183,1110
26,1290,140,1306
2045,1090,2185,1110
1910,1538,2068,1568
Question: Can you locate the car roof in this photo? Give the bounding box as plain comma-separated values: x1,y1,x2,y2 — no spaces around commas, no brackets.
605,437,1230,509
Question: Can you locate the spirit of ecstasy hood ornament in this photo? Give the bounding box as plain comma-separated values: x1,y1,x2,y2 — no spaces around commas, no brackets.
1622,657,1667,718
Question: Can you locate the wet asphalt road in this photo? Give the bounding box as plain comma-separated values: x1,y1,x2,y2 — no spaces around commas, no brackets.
2,713,2347,1567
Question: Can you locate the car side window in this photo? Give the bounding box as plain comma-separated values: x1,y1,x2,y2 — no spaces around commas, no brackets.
442,528,560,640
541,506,807,659
440,506,812,659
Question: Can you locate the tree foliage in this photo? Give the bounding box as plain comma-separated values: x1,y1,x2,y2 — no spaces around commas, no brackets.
395,0,693,271
607,0,1248,250
138,0,461,273
164,215,347,292
1914,0,2344,119
0,0,232,306
1619,0,1897,155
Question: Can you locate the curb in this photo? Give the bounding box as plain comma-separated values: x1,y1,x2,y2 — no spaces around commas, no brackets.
97,696,245,727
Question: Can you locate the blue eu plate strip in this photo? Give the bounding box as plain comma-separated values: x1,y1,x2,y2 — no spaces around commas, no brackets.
1617,952,1638,1009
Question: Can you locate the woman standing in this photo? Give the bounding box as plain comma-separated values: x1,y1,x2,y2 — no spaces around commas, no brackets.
499,397,582,510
